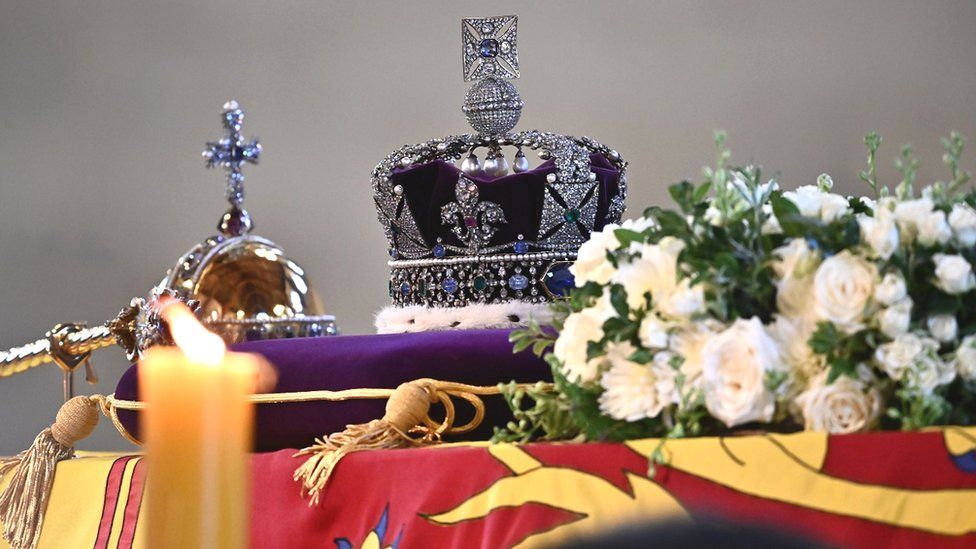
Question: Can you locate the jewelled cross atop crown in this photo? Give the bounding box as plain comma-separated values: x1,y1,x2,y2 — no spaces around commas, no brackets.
372,16,627,326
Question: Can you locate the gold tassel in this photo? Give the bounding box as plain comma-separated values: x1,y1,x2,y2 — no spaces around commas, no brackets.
0,396,100,549
293,380,440,505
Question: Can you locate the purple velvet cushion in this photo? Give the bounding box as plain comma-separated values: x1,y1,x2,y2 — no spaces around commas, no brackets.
114,329,551,452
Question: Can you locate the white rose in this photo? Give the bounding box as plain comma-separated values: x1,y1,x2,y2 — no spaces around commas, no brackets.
553,309,606,384
772,238,820,280
639,314,669,349
598,343,675,421
933,254,976,295
657,280,705,320
819,193,851,223
894,197,935,243
571,224,621,286
949,203,976,247
874,333,938,381
669,320,721,395
952,335,976,382
771,239,821,319
874,272,907,306
796,368,881,434
770,315,823,384
782,185,849,223
857,209,899,260
927,314,958,343
620,216,657,233
916,210,952,246
911,353,955,395
783,185,825,218
878,299,912,339
611,237,685,310
701,318,785,427
812,251,878,333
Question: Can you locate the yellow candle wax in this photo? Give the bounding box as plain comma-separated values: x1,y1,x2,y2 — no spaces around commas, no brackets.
139,303,259,549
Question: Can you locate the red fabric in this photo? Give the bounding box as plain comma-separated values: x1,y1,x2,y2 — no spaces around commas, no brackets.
246,430,976,548
94,457,136,549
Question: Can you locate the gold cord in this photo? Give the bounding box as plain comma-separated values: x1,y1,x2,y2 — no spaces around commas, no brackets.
93,380,554,445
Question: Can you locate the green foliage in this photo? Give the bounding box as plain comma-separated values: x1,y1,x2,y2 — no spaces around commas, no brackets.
808,322,876,383
943,132,971,196
894,145,918,200
885,388,951,431
492,380,580,443
859,131,883,196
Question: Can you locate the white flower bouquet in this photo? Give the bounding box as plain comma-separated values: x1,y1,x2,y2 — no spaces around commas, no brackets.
500,132,976,443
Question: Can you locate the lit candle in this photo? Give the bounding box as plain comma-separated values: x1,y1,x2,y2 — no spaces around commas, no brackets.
140,302,264,548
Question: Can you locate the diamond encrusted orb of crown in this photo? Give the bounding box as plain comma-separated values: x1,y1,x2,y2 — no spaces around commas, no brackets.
372,16,628,322
463,77,523,135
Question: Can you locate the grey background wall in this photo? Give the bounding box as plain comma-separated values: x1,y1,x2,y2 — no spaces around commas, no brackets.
1,0,974,453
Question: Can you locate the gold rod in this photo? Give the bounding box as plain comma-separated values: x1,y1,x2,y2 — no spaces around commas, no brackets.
0,326,115,378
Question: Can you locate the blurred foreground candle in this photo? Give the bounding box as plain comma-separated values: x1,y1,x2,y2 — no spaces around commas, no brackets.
140,302,262,548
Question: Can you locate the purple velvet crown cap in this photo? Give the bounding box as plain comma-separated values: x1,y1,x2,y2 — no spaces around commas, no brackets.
392,153,622,251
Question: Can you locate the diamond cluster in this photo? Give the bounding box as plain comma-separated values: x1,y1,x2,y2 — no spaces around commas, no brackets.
462,76,523,135
462,15,519,81
389,253,576,307
440,175,508,252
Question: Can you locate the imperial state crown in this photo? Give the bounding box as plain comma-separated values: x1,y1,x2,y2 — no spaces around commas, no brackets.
373,16,628,332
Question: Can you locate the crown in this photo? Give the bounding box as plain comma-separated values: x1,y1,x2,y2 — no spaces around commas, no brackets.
159,100,339,343
373,16,627,322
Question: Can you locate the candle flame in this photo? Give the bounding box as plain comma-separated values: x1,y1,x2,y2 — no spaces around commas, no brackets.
160,300,226,366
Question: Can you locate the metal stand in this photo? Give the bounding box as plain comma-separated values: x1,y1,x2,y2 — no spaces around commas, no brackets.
46,323,97,403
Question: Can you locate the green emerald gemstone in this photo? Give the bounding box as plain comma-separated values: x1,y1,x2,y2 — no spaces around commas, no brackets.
473,276,488,291
563,208,580,222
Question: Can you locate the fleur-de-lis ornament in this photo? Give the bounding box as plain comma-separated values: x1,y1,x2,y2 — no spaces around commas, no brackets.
440,176,507,253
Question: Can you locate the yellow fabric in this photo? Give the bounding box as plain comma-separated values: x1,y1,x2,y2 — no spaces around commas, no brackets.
427,444,688,547
626,433,976,536
2,428,975,548
0,454,146,549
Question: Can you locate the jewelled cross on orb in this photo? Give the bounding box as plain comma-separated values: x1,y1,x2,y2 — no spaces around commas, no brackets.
202,100,262,235
461,15,520,81
203,100,261,207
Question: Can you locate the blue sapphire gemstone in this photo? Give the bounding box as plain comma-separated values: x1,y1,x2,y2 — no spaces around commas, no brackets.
544,263,575,297
513,240,529,254
400,282,411,296
433,244,446,258
479,38,499,58
389,248,398,259
442,278,459,294
508,274,529,291
306,323,324,337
